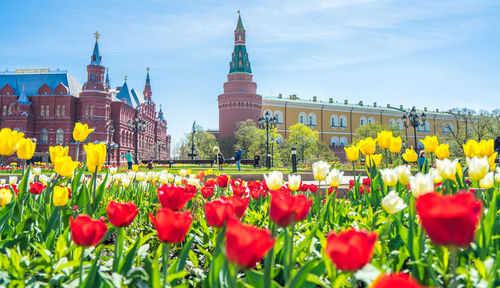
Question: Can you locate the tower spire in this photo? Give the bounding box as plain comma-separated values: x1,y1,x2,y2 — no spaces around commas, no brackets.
236,11,244,30
90,31,102,66
105,67,110,87
229,13,251,74
144,67,152,101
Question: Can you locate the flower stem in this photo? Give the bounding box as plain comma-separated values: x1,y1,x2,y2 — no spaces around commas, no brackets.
113,227,124,272
162,242,171,287
80,247,85,286
264,223,277,288
449,248,458,288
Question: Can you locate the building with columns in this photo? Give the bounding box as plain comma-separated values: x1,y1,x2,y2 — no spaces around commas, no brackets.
0,33,170,165
218,14,461,160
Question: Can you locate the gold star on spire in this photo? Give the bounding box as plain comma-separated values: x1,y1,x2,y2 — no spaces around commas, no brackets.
94,31,100,42
237,10,240,15
146,67,150,72
124,75,127,82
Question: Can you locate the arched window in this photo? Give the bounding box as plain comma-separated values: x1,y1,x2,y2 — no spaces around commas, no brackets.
397,119,404,130
340,137,348,146
448,123,454,133
13,127,21,132
56,129,64,145
308,113,316,126
360,117,367,126
274,110,283,124
330,136,339,146
442,123,448,133
298,112,307,124
330,114,338,127
368,117,375,124
425,122,430,132
389,119,396,128
40,129,48,144
339,115,347,128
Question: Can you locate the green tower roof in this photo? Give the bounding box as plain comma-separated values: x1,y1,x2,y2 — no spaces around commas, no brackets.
236,13,244,30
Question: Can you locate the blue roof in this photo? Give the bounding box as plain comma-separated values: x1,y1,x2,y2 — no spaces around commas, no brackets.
130,89,142,107
158,108,164,121
91,41,102,66
0,71,81,97
18,85,31,104
116,81,142,107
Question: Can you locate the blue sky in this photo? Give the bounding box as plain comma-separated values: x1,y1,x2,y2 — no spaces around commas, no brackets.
1,0,499,146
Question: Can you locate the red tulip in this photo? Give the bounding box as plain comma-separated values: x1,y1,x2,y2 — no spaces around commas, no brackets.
204,178,216,188
201,186,214,198
372,273,426,288
149,208,192,243
205,199,235,227
225,218,275,268
232,185,247,197
185,184,197,194
247,181,261,191
416,192,482,246
325,229,377,271
250,189,261,199
70,215,108,247
106,201,138,227
157,184,195,211
29,182,46,194
216,175,229,188
270,190,312,227
221,196,249,218
230,178,243,188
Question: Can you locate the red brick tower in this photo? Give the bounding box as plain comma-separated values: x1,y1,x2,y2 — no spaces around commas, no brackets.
218,13,262,138
79,31,111,143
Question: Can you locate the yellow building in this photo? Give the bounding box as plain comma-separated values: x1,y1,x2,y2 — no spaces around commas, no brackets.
261,94,460,154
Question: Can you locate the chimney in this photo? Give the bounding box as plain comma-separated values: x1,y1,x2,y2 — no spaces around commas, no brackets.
329,98,333,103
386,104,390,108
289,94,294,100
359,101,363,106
373,102,377,107
312,96,317,102
400,105,403,109
278,93,282,99
436,109,439,112
344,100,348,105
424,107,427,112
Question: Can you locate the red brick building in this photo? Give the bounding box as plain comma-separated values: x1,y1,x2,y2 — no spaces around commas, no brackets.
0,33,170,165
218,14,262,138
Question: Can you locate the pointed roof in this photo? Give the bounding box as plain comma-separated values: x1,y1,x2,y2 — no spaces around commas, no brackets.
116,78,134,106
18,84,31,104
105,68,110,87
236,12,244,30
158,105,164,121
90,31,102,66
146,67,151,86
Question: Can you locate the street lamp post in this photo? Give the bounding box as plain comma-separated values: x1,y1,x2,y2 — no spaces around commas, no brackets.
187,121,198,160
106,120,117,166
127,117,146,164
258,111,277,169
402,106,426,152
271,137,274,168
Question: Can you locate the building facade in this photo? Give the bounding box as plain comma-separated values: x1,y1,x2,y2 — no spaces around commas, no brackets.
217,15,461,160
0,33,170,165
218,13,262,139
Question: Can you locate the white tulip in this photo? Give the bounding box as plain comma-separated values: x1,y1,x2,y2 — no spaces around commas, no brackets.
496,167,500,183
395,165,412,185
136,172,146,181
8,176,17,185
429,168,443,184
288,174,301,191
167,173,175,183
127,171,136,180
436,159,459,180
158,173,169,184
409,173,434,197
174,175,183,185
32,167,42,176
179,169,188,177
264,171,283,191
480,172,494,189
467,156,489,181
381,190,407,214
312,161,330,181
121,176,130,188
109,166,118,174
187,178,200,188
39,175,50,185
380,168,398,186
326,169,344,187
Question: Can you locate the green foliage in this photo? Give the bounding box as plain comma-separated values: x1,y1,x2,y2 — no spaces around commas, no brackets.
178,125,219,159
352,123,402,145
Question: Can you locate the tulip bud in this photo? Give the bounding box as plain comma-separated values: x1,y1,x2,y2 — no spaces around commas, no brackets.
395,165,411,185
380,168,398,186
381,190,406,214
409,173,434,197
53,186,69,206
287,174,301,191
312,161,330,181
436,158,459,180
326,169,343,187
479,172,494,189
344,146,359,162
467,156,489,181
0,188,12,206
16,138,36,160
264,171,283,191
377,131,392,149
389,136,402,153
73,122,94,143
358,137,377,156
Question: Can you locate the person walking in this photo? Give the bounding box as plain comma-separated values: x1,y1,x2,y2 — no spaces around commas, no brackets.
122,150,134,170
214,150,225,171
253,153,261,168
417,150,429,173
235,146,243,171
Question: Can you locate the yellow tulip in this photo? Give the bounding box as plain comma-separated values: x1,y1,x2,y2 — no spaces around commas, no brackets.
0,128,24,156
54,156,78,177
73,122,94,143
420,136,438,153
366,154,382,168
358,137,377,156
402,147,418,163
344,146,359,162
84,143,106,173
435,143,450,160
53,186,69,206
49,146,69,163
132,164,139,172
463,140,480,158
16,138,36,160
489,152,498,171
0,188,12,206
457,161,463,179
479,139,494,158
377,131,392,149
389,136,402,153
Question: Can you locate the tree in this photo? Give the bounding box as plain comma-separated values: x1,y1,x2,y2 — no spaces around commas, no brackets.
178,125,218,159
353,123,403,163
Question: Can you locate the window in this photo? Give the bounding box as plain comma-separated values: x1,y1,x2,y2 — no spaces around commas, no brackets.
330,136,339,146
40,129,48,144
274,111,283,124
425,121,430,132
298,112,307,124
85,106,88,117
2,106,6,117
397,119,404,130
448,123,454,133
339,115,347,128
442,123,448,133
61,105,65,117
56,105,60,117
46,105,50,117
56,129,64,145
360,117,367,126
340,137,348,146
330,114,338,127
90,106,94,117
40,105,45,117
308,113,316,126
368,117,375,124
389,119,396,128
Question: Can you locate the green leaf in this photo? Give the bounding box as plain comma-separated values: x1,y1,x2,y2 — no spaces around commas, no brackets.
119,233,141,275
84,249,101,288
245,269,280,288
176,236,195,272
286,259,319,288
